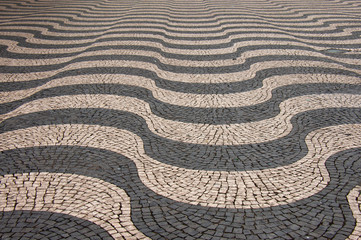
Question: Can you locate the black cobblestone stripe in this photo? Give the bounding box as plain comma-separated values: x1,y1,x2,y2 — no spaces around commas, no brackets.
0,41,360,61
1,4,360,21
2,18,361,31
1,66,360,93
1,83,360,124
0,210,113,240
1,146,360,239
1,54,360,74
2,21,361,36
1,107,360,171
2,12,360,26
1,29,361,49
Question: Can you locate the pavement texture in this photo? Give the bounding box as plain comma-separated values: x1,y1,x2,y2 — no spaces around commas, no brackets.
0,0,361,239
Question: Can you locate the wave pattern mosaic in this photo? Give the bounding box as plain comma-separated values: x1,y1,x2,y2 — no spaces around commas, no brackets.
0,0,361,239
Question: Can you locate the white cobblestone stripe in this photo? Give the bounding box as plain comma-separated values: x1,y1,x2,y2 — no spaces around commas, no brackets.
347,186,361,240
1,47,360,69
1,93,360,145
1,59,360,85
0,172,149,239
2,17,360,36
1,124,360,209
1,28,361,55
1,37,359,62
0,11,360,40
0,73,359,107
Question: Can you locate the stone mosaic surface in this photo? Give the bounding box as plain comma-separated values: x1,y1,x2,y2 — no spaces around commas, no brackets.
0,0,361,239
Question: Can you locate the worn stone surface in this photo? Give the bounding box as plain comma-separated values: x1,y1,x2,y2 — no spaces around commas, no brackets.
0,0,361,239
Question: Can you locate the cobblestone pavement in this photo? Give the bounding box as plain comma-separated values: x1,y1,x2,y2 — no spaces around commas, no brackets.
0,0,361,239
